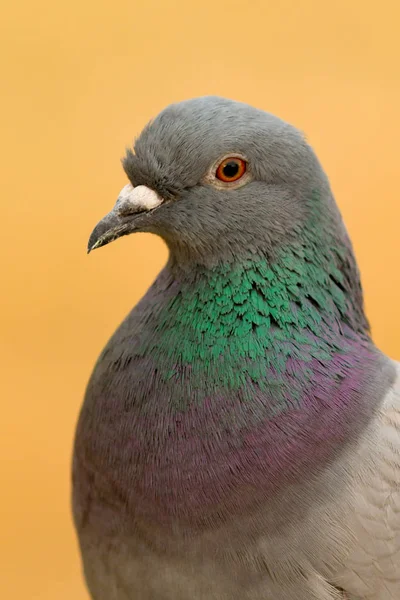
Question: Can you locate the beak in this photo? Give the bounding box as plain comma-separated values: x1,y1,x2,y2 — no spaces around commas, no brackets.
87,184,164,253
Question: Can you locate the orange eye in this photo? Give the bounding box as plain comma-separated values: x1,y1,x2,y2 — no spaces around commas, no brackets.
216,157,247,182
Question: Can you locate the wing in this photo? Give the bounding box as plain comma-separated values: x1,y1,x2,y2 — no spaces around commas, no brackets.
335,360,400,599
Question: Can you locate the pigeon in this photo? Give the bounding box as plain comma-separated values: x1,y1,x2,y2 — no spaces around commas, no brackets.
73,96,400,600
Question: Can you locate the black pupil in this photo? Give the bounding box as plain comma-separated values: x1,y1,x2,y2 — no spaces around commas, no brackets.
222,160,240,178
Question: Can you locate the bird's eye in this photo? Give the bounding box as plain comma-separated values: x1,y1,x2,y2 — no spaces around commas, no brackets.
216,157,247,182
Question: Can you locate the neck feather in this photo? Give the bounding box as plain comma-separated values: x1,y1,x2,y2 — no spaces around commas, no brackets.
137,220,371,415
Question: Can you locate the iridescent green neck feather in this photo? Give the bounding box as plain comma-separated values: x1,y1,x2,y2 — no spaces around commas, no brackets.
137,192,370,413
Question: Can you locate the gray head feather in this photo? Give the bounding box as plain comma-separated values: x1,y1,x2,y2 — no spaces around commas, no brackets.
119,96,337,266
87,96,366,329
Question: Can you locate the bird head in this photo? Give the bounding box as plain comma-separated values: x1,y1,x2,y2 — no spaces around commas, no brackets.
88,96,370,334
88,96,344,265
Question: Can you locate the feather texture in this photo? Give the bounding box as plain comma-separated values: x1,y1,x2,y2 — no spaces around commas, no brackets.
73,97,400,599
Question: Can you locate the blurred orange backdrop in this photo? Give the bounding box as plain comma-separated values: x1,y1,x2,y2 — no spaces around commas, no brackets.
1,0,400,598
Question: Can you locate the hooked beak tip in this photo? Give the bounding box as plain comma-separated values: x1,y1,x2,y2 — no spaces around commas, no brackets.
87,184,164,255
87,233,103,254
87,239,101,254
87,210,123,254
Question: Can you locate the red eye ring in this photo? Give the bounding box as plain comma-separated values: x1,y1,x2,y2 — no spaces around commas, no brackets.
216,157,247,182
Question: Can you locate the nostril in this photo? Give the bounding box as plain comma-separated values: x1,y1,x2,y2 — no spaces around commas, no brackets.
117,200,147,217
115,184,164,216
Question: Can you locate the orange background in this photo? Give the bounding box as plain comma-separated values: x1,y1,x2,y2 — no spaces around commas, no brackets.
1,1,399,598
